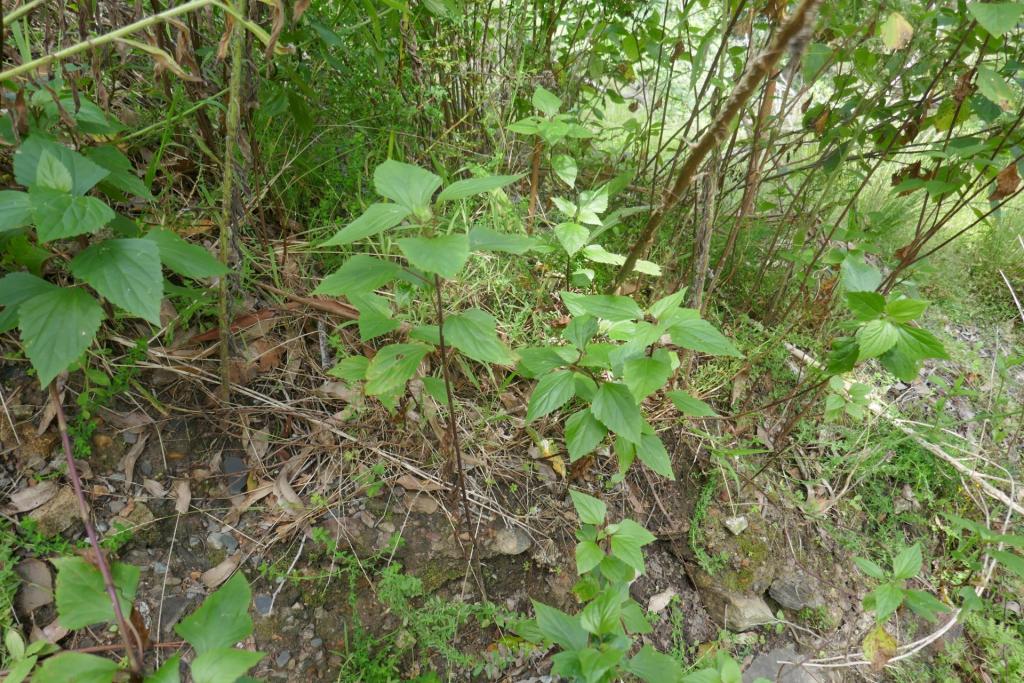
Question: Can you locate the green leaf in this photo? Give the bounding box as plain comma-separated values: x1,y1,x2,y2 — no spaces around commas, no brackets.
857,319,900,360
976,65,1017,111
624,350,673,400
621,600,652,634
903,590,950,623
581,244,625,265
18,288,104,387
397,233,470,279
322,203,411,247
553,222,589,256
532,85,563,116
591,382,642,444
364,343,431,397
893,324,948,360
563,315,598,350
868,582,905,622
968,2,1024,37
526,370,576,422
53,557,139,629
648,289,687,319
667,390,717,417
34,151,73,192
609,518,655,574
827,337,860,374
14,136,108,195
841,255,882,292
575,540,604,574
350,293,400,341
853,557,887,580
552,155,577,187
70,238,163,324
517,346,575,376
532,600,587,650
437,173,523,202
879,12,913,49
564,409,607,461
144,229,229,279
314,255,404,296
846,292,885,321
373,160,441,214
191,648,265,683
0,191,32,233
0,272,57,333
85,145,154,199
561,292,642,322
144,654,181,683
329,356,370,382
175,572,254,654
580,587,622,636
885,298,928,322
636,432,674,479
625,645,683,683
29,187,114,243
32,652,119,683
469,226,540,254
5,656,34,683
880,344,922,382
507,116,541,135
989,549,1024,580
569,489,607,525
667,313,742,357
891,543,923,580
445,308,515,365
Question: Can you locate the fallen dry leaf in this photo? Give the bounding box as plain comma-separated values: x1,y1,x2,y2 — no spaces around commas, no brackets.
990,163,1020,201
173,480,191,514
15,559,53,613
142,479,167,498
395,474,443,492
201,553,241,589
7,481,58,513
120,433,150,491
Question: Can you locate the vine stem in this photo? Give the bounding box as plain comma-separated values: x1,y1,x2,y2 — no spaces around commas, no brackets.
433,274,488,601
49,383,144,675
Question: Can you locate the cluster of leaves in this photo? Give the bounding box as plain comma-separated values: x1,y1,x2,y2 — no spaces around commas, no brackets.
942,513,1024,598
3,562,261,683
854,543,951,625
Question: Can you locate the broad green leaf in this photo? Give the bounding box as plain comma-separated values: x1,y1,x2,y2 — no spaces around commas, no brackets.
5,630,25,660
880,344,922,382
569,489,607,525
34,151,73,192
191,648,265,683
857,319,900,360
5,656,34,683
19,288,104,387
891,543,922,580
976,65,1016,111
552,155,577,187
989,549,1024,580
437,173,523,202
854,556,887,579
866,582,905,622
880,12,913,49
564,409,607,461
144,229,229,279
508,116,541,135
633,259,662,276
517,346,575,376
397,233,470,279
14,136,108,195
591,382,642,444
885,298,928,322
840,255,882,292
578,187,608,223
846,292,885,321
573,372,597,401
322,203,411,246
0,191,32,233
667,314,742,357
648,289,687,319
827,337,860,374
469,226,540,254
624,350,673,400
903,590,950,623
52,557,139,629
144,654,181,683
582,244,624,264
32,652,118,683
575,540,604,574
364,343,431,397
70,238,163,324
526,370,576,422
532,86,563,116
563,315,598,350
621,600,652,634
580,587,622,636
532,600,587,650
625,645,683,683
561,292,642,322
350,293,400,341
894,324,947,360
29,187,114,242
445,308,515,365
968,2,1024,36
373,160,441,214
314,255,404,296
609,518,656,574
553,222,589,256
667,390,717,417
175,572,253,654
636,432,674,479
85,145,153,199
0,272,57,333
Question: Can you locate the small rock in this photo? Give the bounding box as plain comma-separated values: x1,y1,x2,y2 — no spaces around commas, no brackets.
207,532,239,554
407,495,439,514
724,595,774,631
222,456,248,495
108,500,126,514
491,528,532,555
159,596,192,633
379,521,396,534
15,559,53,613
28,487,79,536
742,646,823,683
647,588,678,613
111,502,155,534
769,571,825,611
275,650,291,667
153,562,168,575
310,638,323,648
723,516,748,535
254,594,273,616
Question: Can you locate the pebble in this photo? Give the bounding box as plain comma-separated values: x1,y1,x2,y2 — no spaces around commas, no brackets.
723,515,748,535
222,455,248,495
207,532,239,554
310,638,323,648
275,650,291,667
254,594,273,616
109,501,126,514
153,561,168,575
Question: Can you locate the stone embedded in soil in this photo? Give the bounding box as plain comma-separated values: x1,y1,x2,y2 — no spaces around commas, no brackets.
159,596,192,633
207,531,239,553
724,515,749,535
28,486,79,536
254,594,273,616
722,594,775,631
275,650,291,667
222,455,248,495
489,528,532,555
742,646,827,682
769,571,825,611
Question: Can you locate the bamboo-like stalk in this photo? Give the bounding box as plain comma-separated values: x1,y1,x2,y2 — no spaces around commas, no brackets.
218,0,246,402
4,0,48,25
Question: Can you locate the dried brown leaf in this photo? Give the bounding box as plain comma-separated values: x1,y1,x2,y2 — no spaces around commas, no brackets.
173,480,192,514
395,474,443,492
989,163,1021,201
7,481,58,513
201,553,241,589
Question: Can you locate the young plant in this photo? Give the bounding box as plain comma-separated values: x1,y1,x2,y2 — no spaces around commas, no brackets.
854,543,951,624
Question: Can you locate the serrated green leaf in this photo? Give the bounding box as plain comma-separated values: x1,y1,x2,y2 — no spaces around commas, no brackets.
144,654,181,683
841,255,882,292
527,370,576,423
437,173,523,202
903,590,950,623
648,289,687,319
397,233,470,279
468,226,540,254
552,155,577,187
29,187,114,242
563,315,597,350
846,292,886,321
516,346,575,376
144,229,229,279
667,390,717,417
564,409,607,461
175,572,253,654
591,382,642,444
373,160,441,214
968,2,1024,37
32,652,119,683
857,319,900,360
892,543,922,580
19,288,104,386
667,313,742,357
636,432,674,479
625,645,683,682
85,145,153,199
445,308,515,365
868,582,905,622
553,222,589,256
885,298,928,322
561,292,642,322
329,355,370,382
314,255,404,296
624,350,673,400
532,86,562,116
0,191,32,233
827,336,860,374
70,238,162,324
532,600,587,650
14,136,108,195
609,518,655,574
0,272,57,333
575,540,604,574
580,587,622,636
853,556,887,579
191,648,265,683
53,557,139,629
34,151,73,192
322,203,411,247
364,343,431,397
569,489,607,525
894,324,948,360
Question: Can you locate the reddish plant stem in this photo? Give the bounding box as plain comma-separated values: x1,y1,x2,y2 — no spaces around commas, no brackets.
49,383,144,674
